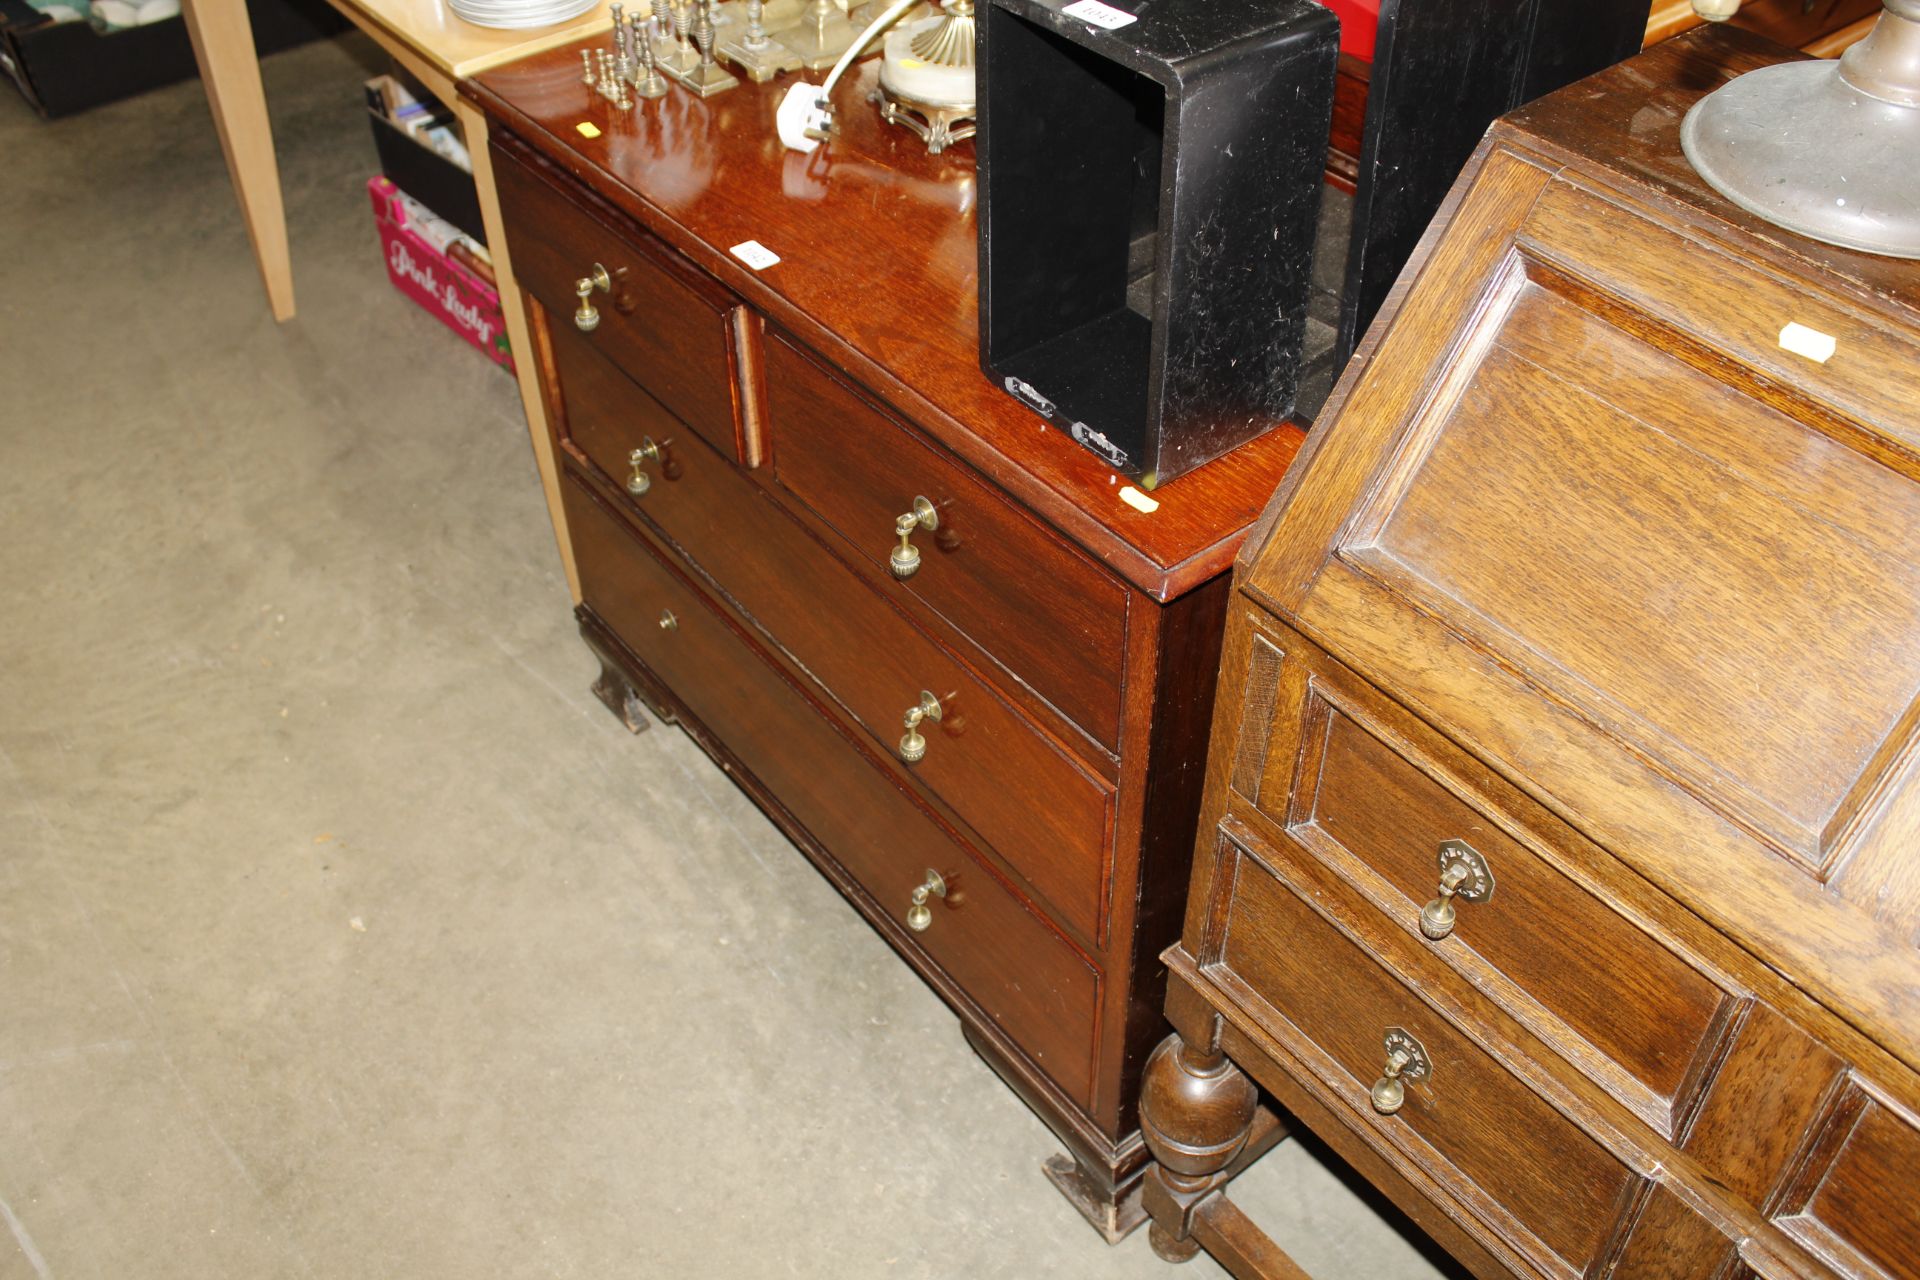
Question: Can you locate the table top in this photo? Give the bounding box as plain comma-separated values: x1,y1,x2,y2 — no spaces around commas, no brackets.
467,41,1308,599
338,0,614,81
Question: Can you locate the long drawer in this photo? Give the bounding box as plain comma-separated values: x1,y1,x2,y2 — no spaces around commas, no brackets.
563,472,1101,1103
1208,818,1639,1280
551,320,1116,944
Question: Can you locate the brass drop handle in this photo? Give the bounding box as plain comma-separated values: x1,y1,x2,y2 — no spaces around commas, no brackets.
889,496,940,579
905,868,947,931
1419,839,1495,941
658,609,678,631
627,437,664,496
1369,1028,1431,1116
898,690,943,763
574,264,612,331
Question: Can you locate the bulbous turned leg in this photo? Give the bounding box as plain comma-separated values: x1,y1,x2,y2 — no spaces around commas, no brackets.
1138,1032,1259,1264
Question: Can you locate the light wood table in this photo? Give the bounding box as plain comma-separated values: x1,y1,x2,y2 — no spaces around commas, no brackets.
180,0,605,599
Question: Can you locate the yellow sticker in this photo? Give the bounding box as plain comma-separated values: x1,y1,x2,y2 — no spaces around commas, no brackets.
1118,486,1159,514
576,121,603,139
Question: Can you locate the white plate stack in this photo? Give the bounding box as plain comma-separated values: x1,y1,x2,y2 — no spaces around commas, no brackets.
448,0,597,31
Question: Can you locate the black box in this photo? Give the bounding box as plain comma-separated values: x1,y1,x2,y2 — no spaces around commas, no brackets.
365,75,486,245
977,0,1337,486
0,0,344,119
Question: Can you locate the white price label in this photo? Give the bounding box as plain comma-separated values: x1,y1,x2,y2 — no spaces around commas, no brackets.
1062,0,1137,29
730,240,781,270
1778,321,1836,364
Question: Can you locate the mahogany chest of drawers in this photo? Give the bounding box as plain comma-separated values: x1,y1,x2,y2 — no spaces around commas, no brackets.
1137,28,1920,1280
464,47,1306,1237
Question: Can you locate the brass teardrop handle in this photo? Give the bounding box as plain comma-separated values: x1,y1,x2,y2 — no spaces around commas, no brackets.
658,609,678,631
574,263,612,331
898,691,943,763
1369,1027,1431,1115
889,496,939,579
906,868,947,931
627,437,663,496
1419,839,1494,940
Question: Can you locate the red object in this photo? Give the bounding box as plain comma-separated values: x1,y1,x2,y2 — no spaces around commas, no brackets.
1322,0,1379,62
368,176,514,374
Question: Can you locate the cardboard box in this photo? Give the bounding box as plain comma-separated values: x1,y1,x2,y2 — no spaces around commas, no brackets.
0,0,343,119
368,176,514,375
365,74,487,245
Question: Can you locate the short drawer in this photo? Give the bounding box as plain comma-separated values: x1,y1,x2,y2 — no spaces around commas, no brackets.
552,325,1116,944
1264,665,1735,1140
1209,820,1638,1279
494,142,752,463
765,332,1127,751
563,475,1100,1103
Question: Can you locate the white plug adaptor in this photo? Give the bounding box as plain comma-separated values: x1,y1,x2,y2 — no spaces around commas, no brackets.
776,82,833,153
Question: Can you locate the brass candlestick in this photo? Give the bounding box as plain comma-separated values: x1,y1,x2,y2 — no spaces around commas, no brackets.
776,0,857,70
719,0,803,81
682,0,741,95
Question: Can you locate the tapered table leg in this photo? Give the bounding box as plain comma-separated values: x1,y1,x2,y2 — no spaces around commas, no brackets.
181,0,296,322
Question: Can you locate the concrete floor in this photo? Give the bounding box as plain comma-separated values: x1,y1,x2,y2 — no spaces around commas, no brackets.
0,36,1462,1279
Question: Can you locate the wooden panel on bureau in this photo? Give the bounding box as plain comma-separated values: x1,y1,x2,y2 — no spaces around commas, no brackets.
1773,1083,1920,1280
468,36,1307,1241
1138,27,1920,1280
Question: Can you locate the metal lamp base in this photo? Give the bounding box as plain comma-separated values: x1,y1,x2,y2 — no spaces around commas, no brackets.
1681,8,1920,259
874,84,975,153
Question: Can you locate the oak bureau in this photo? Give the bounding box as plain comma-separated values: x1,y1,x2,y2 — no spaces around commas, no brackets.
1138,28,1920,1280
463,46,1308,1236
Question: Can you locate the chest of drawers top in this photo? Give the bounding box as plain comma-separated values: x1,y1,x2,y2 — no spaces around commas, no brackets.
466,54,1305,603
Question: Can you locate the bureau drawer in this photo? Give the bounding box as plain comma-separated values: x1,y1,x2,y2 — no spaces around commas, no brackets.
552,324,1115,944
563,476,1100,1103
1258,656,1734,1140
765,332,1127,752
495,143,753,463
1208,820,1638,1278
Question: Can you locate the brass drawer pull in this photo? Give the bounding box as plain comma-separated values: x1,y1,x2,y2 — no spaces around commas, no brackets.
1419,838,1495,940
627,437,664,496
1369,1027,1431,1116
889,496,939,578
574,263,612,331
658,609,678,631
898,690,943,763
905,868,947,931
